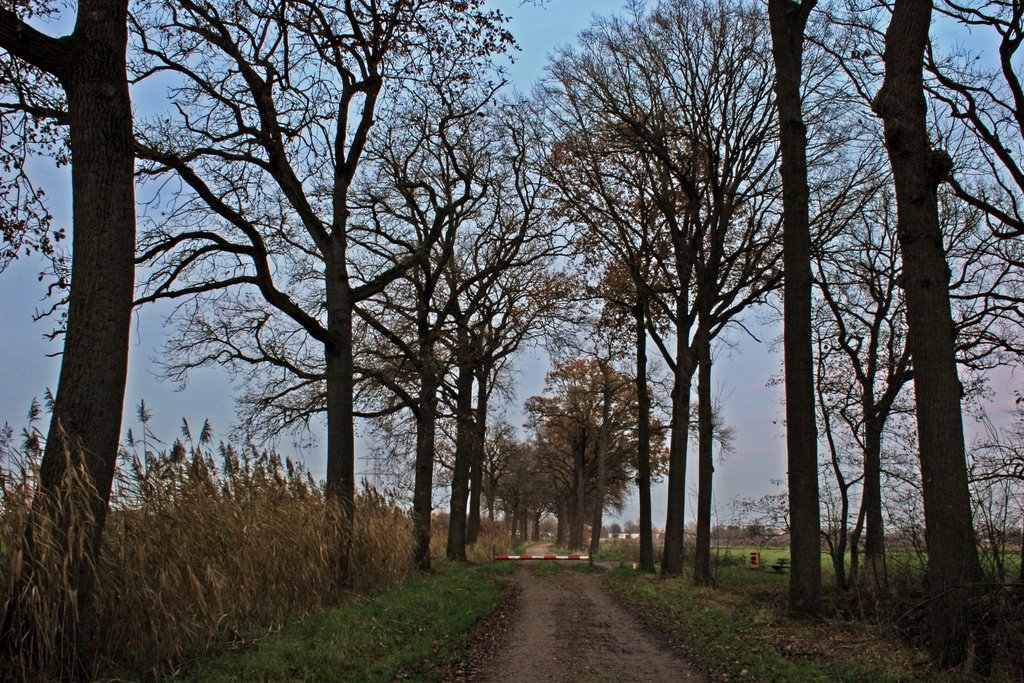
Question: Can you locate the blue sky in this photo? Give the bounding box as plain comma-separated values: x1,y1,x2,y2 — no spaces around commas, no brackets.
0,0,806,529
4,0,1011,529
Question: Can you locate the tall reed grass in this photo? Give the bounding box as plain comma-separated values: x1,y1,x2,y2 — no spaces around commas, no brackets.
428,512,512,565
0,421,414,680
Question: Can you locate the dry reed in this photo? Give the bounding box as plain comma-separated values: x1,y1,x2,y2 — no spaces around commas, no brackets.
429,513,512,565
0,425,414,680
0,425,99,681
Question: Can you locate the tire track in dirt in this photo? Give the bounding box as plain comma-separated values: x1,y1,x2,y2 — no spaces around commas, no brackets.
477,547,705,683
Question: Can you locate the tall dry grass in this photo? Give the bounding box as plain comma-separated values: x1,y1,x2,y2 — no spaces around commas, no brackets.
429,512,512,565
0,422,414,680
0,425,100,681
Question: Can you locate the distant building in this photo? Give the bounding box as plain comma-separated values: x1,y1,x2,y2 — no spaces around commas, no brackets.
604,530,665,542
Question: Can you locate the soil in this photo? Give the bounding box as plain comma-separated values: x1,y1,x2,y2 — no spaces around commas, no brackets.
464,545,706,683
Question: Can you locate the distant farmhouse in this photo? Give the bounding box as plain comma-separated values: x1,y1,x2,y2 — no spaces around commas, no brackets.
604,530,665,542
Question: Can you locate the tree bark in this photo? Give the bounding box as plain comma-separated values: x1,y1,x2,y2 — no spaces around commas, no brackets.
862,413,888,594
634,300,655,572
467,367,490,544
768,0,822,617
447,346,475,561
412,351,439,571
662,293,694,575
848,504,866,588
0,0,136,674
324,285,356,585
589,363,613,564
572,433,587,550
832,487,850,591
873,0,983,665
693,317,714,586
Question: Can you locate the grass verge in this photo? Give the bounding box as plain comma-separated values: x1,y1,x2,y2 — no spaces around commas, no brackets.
531,561,563,577
183,566,508,682
602,568,959,682
483,561,517,575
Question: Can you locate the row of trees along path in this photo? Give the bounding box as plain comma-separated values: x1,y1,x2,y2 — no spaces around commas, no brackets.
5,0,1024,676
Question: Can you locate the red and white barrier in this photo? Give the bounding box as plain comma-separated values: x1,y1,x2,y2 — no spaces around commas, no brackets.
494,554,589,561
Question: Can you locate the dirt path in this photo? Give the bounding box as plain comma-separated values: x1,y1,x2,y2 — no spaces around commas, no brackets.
476,545,705,683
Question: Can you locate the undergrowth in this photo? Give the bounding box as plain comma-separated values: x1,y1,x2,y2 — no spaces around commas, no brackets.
604,567,1023,681
0,417,414,680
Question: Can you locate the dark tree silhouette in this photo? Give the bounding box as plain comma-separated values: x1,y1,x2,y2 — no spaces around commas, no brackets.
874,0,983,666
768,0,823,617
0,0,136,674
133,0,511,583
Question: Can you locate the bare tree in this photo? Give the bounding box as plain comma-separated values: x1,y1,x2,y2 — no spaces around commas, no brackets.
928,0,1024,238
440,110,567,560
813,179,912,593
543,100,672,572
972,406,1024,582
353,81,505,570
545,0,782,578
132,0,510,582
768,0,823,616
873,0,983,666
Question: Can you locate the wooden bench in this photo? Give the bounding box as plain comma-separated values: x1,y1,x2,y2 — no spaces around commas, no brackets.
770,558,790,573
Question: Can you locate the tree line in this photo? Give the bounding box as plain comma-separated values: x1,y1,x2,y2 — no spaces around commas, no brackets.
4,0,1024,676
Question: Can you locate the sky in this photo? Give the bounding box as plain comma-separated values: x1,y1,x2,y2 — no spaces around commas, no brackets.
1,0,1015,529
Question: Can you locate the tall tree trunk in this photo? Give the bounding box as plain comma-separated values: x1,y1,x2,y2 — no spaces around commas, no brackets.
556,507,566,546
862,413,888,594
873,0,983,665
694,318,715,586
768,0,823,617
590,365,613,564
531,510,541,543
446,344,475,561
0,2,136,674
848,504,866,588
518,502,529,543
572,432,587,550
833,487,850,592
324,293,356,586
663,295,694,575
635,299,655,572
412,354,439,571
467,367,490,544
1019,518,1024,584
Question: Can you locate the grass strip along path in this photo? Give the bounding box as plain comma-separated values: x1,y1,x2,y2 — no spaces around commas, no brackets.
184,566,508,682
603,568,965,682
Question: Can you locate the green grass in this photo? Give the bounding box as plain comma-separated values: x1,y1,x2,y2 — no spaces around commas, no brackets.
183,566,508,682
531,561,563,577
482,560,517,575
603,568,959,682
572,562,604,574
